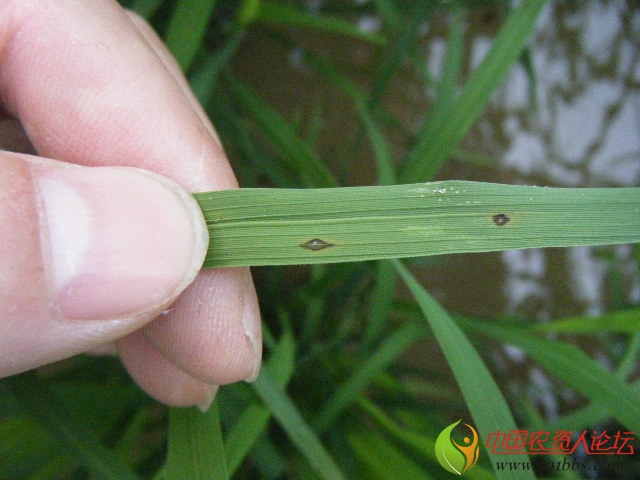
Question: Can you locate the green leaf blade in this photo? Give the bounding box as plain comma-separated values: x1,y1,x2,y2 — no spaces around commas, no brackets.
463,321,640,433
224,74,338,189
4,373,142,480
164,0,217,72
195,181,640,267
401,0,549,182
393,261,536,480
313,320,428,433
251,370,347,480
164,404,229,480
242,3,386,46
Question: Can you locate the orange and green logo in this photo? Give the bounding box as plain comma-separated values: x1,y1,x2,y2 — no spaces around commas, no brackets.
435,420,480,475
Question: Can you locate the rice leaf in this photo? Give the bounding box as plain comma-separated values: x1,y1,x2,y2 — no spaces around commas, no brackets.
223,403,269,476
362,260,398,351
301,52,396,185
4,373,141,480
209,92,297,188
407,5,466,164
368,2,435,108
0,415,72,480
313,320,428,433
189,29,245,106
239,2,386,46
164,0,217,72
359,398,496,480
393,260,535,480
348,427,438,480
224,73,337,188
164,404,228,480
400,0,549,182
251,370,347,480
425,6,466,124
131,0,163,19
531,308,640,334
536,334,640,433
224,326,295,474
462,321,640,433
194,181,640,267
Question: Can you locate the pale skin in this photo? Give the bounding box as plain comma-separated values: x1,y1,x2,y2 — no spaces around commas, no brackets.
0,0,262,409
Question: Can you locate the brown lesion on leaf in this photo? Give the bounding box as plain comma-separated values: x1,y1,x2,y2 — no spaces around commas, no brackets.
300,238,334,251
492,214,510,226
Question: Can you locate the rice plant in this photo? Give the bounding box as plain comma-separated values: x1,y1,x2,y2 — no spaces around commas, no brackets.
2,1,639,479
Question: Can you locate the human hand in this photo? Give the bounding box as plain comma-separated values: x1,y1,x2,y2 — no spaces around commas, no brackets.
0,0,261,409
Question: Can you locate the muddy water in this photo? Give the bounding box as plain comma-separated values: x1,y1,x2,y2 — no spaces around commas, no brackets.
233,1,639,422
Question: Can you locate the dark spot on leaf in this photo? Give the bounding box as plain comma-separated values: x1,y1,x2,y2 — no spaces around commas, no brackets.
492,214,510,226
301,238,333,251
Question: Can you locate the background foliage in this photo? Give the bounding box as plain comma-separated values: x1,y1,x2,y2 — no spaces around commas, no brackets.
2,1,639,479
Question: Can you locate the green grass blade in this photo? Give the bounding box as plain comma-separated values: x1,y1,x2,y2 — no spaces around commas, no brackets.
239,2,386,46
538,334,640,433
164,0,217,72
408,6,466,167
302,53,396,185
300,56,400,349
393,260,535,480
114,407,161,468
251,370,347,480
400,0,549,182
209,92,297,188
426,6,466,123
360,107,396,185
223,403,269,475
368,2,434,109
131,0,163,19
515,403,585,480
348,427,437,480
531,308,640,334
462,320,640,432
224,326,295,474
224,73,337,188
189,29,245,107
194,181,640,267
26,456,74,480
359,398,496,480
164,404,228,480
314,320,428,433
0,416,72,480
362,260,398,350
358,398,437,459
4,373,142,480
617,333,640,379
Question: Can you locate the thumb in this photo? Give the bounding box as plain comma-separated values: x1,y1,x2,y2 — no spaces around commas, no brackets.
0,153,208,376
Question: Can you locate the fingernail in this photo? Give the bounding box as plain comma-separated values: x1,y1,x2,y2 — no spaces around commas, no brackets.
241,269,262,382
197,385,219,412
35,166,208,320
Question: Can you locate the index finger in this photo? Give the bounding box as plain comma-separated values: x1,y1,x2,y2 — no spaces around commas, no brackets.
0,0,262,403
0,0,234,190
